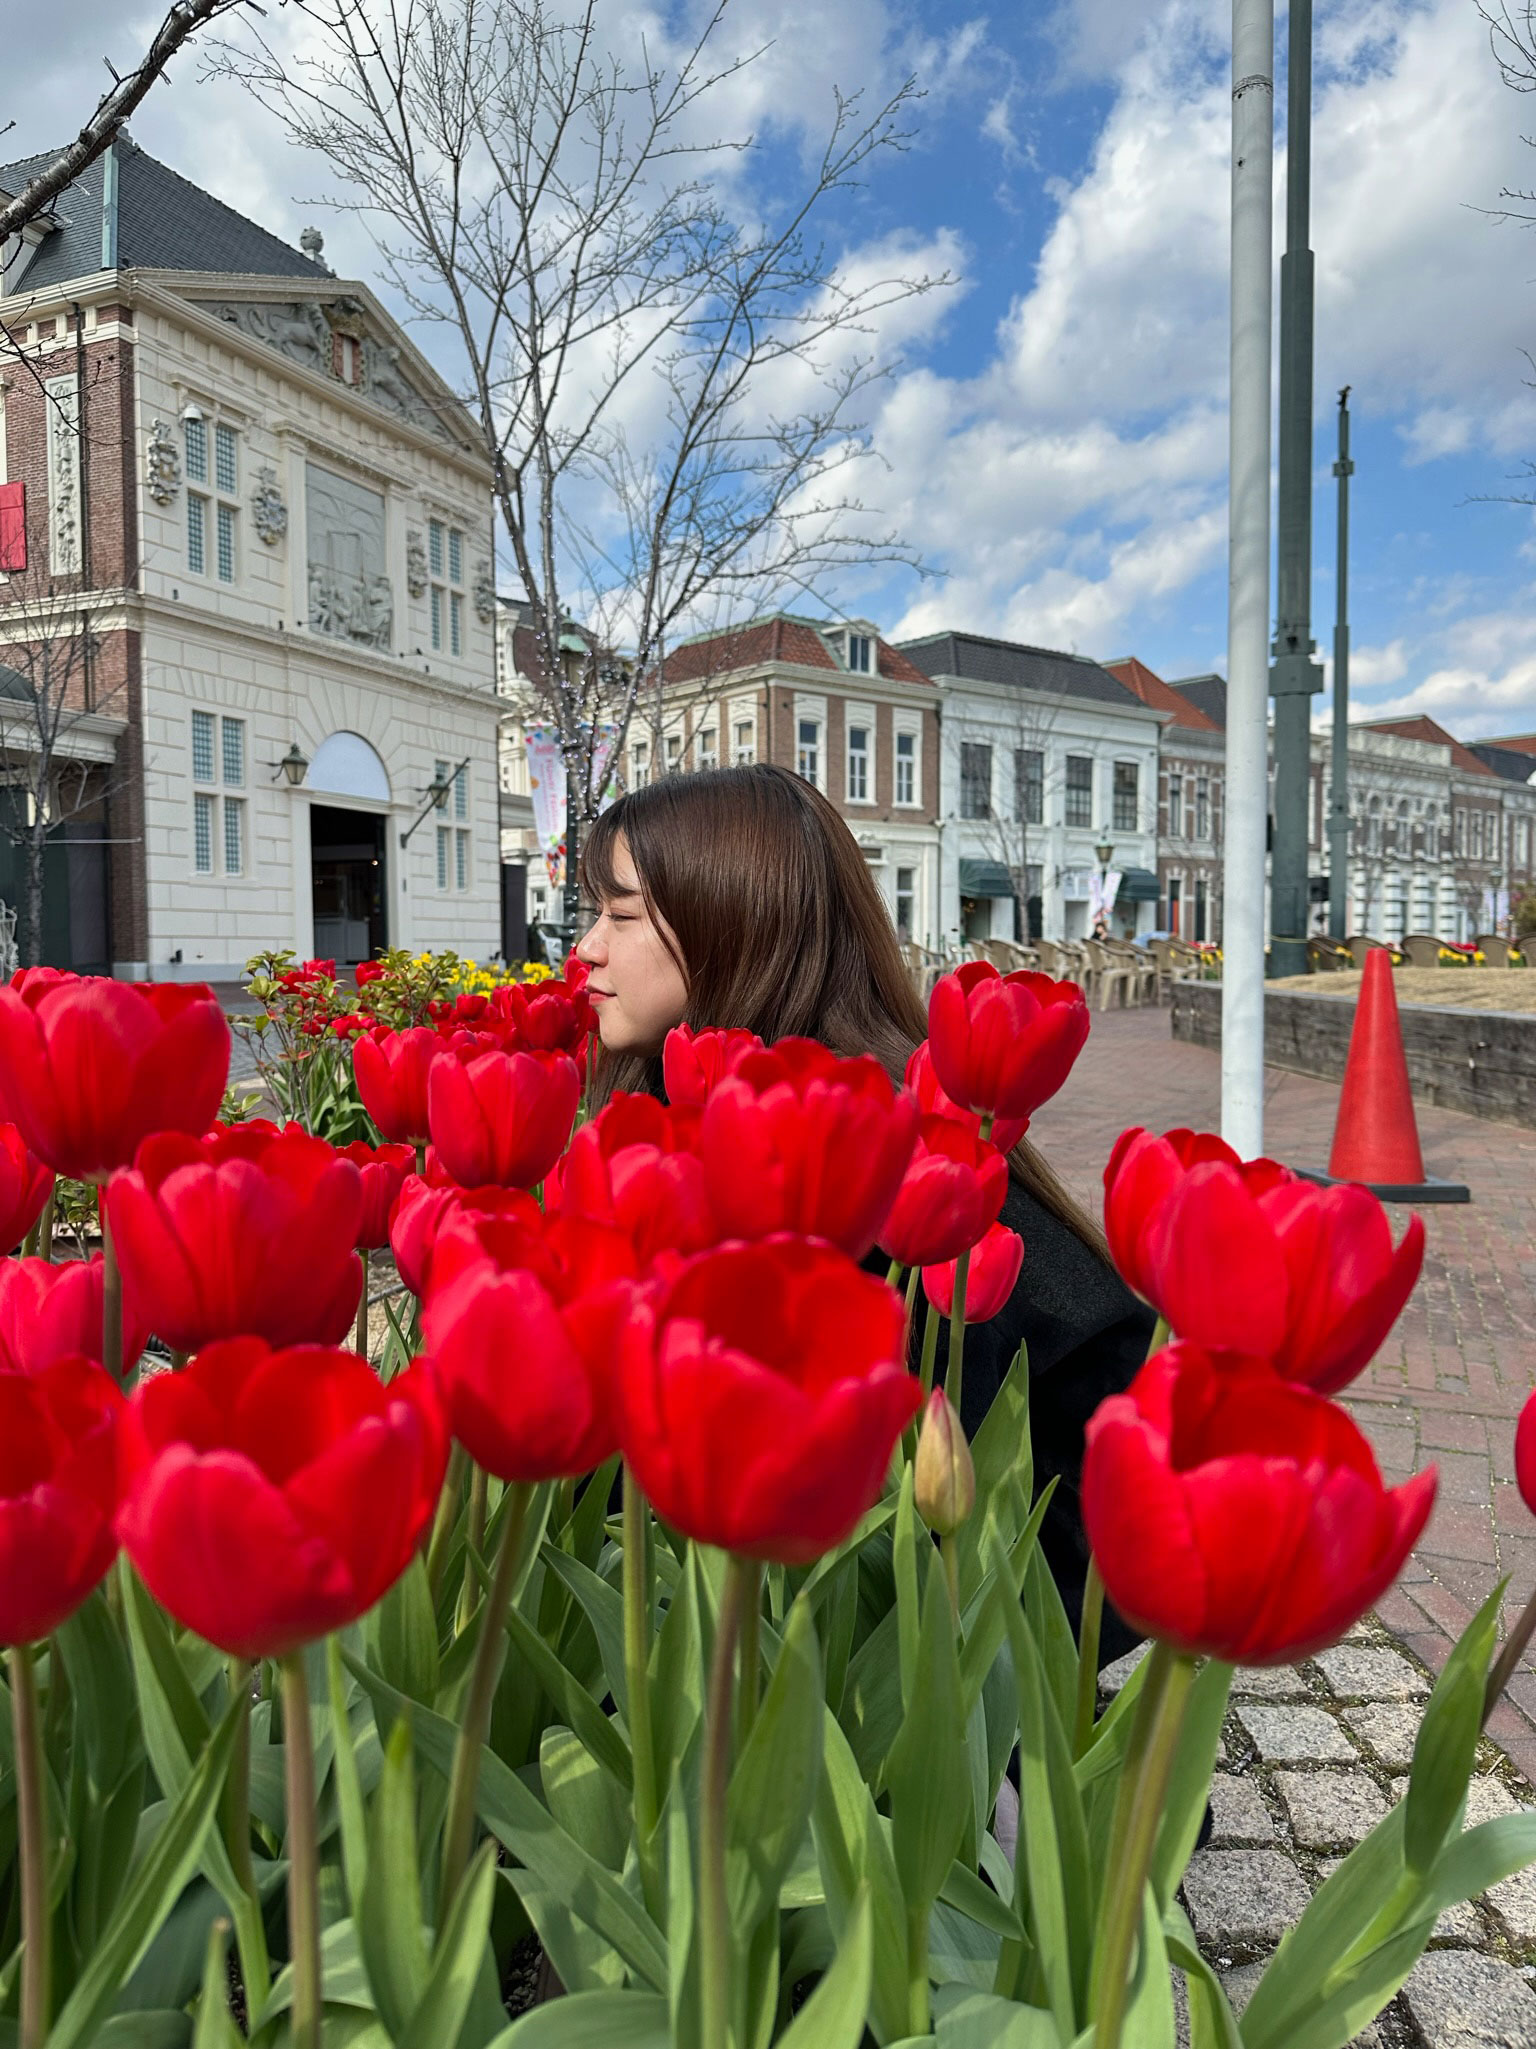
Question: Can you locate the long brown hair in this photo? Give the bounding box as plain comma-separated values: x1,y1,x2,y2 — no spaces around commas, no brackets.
578,763,1106,1254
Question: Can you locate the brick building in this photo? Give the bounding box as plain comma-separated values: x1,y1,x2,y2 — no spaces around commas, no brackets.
0,136,500,975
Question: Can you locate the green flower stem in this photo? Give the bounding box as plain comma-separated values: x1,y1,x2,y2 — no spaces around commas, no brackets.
622,1467,661,1910
440,1482,532,1910
885,1255,905,1290
700,1553,752,2049
737,1562,764,1748
1073,1557,1106,1758
918,1298,942,1402
907,1900,932,2035
1089,1642,1197,2049
1148,1314,1170,1357
945,1245,972,1423
1486,1579,1536,1725
904,1263,921,1333
414,1141,427,1178
10,1644,49,2049
220,1656,271,2014
280,1653,321,2049
459,1463,490,1631
101,1212,122,1383
425,1444,468,1604
940,1532,961,1620
353,1271,370,1362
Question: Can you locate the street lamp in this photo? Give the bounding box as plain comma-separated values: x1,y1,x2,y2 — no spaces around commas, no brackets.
268,742,309,787
399,757,468,848
1094,834,1115,940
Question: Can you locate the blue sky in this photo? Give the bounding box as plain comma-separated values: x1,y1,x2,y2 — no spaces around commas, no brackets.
10,0,1536,736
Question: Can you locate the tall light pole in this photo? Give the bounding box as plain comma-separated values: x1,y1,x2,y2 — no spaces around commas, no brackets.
1269,0,1324,978
1222,0,1275,1157
1328,388,1354,941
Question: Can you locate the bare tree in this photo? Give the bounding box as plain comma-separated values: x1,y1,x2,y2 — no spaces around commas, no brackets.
0,566,131,965
215,0,944,912
0,0,254,244
959,699,1061,939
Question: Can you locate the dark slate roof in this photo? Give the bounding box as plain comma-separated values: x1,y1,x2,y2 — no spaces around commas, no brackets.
0,135,328,290
1166,672,1228,729
1469,741,1536,784
897,631,1148,709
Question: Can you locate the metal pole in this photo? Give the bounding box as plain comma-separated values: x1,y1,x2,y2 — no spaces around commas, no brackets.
1268,0,1324,977
1328,388,1353,941
1222,0,1275,1158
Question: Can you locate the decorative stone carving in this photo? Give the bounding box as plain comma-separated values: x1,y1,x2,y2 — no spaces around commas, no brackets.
473,558,496,623
194,298,452,444
206,299,330,372
250,465,288,547
306,463,393,651
361,336,438,437
45,375,81,575
144,419,180,505
406,529,429,600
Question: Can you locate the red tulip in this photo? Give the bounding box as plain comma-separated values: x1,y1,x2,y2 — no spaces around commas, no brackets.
491,969,596,1057
880,1113,1008,1268
662,1024,764,1109
1517,1387,1536,1516
1103,1127,1425,1394
926,962,1089,1125
106,1125,364,1354
904,1042,1029,1155
423,1210,638,1481
1082,1342,1436,1664
388,1174,541,1296
617,1236,920,1565
353,1026,443,1146
556,1094,715,1263
698,1039,919,1260
0,1357,123,1644
922,1219,1024,1322
336,1140,417,1251
116,1339,446,1660
0,976,230,1181
0,1256,149,1378
427,1045,580,1189
0,1123,52,1255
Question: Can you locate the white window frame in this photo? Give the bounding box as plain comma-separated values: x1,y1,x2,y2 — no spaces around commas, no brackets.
1167,773,1183,839
697,722,718,770
428,516,465,654
794,694,827,793
730,698,757,765
893,715,921,808
846,631,873,675
845,701,875,806
190,708,247,877
184,412,240,585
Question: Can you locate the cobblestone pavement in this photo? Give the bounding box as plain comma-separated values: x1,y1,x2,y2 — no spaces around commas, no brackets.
1099,1624,1536,2046
1029,1005,1536,1788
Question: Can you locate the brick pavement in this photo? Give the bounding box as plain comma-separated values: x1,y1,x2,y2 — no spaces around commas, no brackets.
1030,1004,1536,1785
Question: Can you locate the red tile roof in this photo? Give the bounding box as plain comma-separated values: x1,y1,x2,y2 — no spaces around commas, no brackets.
1485,732,1536,756
1105,656,1221,732
662,615,931,688
1360,716,1497,778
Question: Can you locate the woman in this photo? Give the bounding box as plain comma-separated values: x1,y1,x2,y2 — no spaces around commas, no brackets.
574,762,1153,1647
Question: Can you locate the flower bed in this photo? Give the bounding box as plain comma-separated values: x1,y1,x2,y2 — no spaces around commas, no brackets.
0,954,1531,2048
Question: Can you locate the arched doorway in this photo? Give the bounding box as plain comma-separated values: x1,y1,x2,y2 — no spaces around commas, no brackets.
307,733,391,965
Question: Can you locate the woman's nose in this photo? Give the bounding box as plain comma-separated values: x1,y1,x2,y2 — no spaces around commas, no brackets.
574,924,605,967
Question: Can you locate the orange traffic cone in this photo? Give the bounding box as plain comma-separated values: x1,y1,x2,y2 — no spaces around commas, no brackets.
1304,948,1468,1203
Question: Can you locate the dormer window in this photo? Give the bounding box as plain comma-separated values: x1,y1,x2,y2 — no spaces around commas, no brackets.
846,631,873,674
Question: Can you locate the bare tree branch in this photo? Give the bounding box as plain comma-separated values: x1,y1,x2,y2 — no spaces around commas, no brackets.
0,0,256,244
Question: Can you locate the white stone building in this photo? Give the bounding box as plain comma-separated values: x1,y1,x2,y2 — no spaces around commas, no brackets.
0,136,500,976
897,632,1165,944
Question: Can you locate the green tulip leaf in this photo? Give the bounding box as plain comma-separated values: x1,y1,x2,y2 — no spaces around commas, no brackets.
1021,1545,1078,1742
957,1479,1057,1723
933,1984,1063,2044
726,1595,824,1939
191,1918,243,2049
342,1651,668,1993
540,1548,630,1723
775,1887,872,2049
54,1587,134,1790
366,1554,440,1719
1164,1905,1242,2049
1117,1882,1176,2048
248,1917,379,2030
83,2016,192,2047
398,1841,498,2049
664,1767,697,2040
328,1637,370,1913
45,1687,243,2049
649,1548,706,1785
887,1568,971,1916
958,1341,1034,1605
500,1599,634,1791
939,1856,1025,1942
812,1709,911,2045
816,1557,860,1718
842,1605,906,1783
562,1456,622,1571
1428,1811,1536,1910
893,1464,923,1716
1405,1580,1504,1877
539,1725,629,1873
484,1990,671,2047
357,1716,430,2038
1148,1658,1233,1912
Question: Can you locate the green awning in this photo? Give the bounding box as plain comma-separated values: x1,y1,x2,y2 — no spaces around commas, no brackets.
1118,867,1160,902
959,858,1015,898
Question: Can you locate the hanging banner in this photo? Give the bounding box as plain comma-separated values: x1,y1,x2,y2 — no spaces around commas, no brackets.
523,722,622,889
1088,869,1123,925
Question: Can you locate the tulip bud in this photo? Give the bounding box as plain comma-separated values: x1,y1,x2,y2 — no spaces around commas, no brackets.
914,1389,975,1537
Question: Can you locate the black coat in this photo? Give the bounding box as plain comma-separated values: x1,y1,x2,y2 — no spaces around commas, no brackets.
892,1182,1154,1664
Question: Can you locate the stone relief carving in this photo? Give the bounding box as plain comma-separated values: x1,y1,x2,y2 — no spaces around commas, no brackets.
251,465,288,547
306,463,393,651
45,376,81,575
473,558,496,624
405,529,429,600
192,299,452,444
206,299,330,373
144,419,181,506
361,336,442,439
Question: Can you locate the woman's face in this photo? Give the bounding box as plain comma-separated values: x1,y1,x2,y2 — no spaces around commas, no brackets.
574,836,689,1056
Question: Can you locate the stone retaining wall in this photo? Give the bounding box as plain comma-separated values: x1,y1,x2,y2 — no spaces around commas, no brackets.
1170,982,1536,1130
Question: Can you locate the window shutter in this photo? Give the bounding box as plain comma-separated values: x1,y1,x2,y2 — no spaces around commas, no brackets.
0,482,25,572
